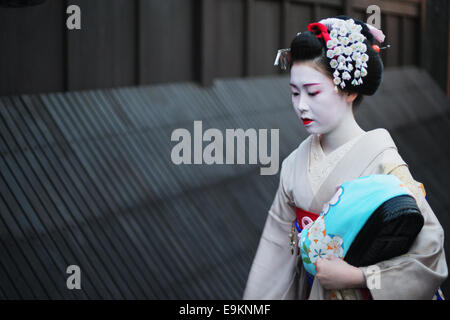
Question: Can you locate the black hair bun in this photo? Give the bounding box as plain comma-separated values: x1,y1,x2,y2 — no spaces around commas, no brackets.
289,16,384,96
290,31,324,61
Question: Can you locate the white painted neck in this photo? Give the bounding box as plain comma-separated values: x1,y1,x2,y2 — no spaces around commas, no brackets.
319,105,365,156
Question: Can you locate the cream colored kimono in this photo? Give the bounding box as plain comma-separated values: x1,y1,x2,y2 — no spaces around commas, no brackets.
243,128,448,300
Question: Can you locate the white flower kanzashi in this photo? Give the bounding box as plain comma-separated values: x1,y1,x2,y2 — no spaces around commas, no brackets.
325,18,368,90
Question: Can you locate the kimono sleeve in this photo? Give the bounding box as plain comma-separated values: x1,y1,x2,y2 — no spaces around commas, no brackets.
358,164,448,299
243,152,300,299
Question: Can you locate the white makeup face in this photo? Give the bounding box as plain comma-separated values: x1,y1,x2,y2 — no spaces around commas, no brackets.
289,62,350,135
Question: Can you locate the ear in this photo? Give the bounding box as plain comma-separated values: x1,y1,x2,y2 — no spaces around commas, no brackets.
346,92,358,104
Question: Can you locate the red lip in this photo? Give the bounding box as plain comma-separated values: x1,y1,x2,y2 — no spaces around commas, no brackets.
302,119,313,125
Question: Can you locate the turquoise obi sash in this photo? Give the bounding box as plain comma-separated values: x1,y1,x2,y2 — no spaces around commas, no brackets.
299,174,414,276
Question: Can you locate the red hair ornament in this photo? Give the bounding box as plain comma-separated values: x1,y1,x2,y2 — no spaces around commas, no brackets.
307,22,331,44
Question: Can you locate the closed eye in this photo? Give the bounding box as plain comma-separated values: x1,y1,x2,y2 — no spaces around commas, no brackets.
292,92,299,97
308,91,320,97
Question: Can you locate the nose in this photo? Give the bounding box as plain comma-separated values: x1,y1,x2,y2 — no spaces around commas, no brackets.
296,95,309,113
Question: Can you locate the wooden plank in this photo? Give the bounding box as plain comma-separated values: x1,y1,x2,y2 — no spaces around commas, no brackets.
313,2,321,21
317,5,341,21
0,0,431,96
344,0,354,17
214,0,245,78
447,1,450,98
278,0,289,75
384,14,401,67
396,0,422,3
352,0,419,17
0,0,65,96
138,0,195,85
285,2,313,44
351,7,366,23
66,0,137,91
249,0,281,76
199,0,215,85
244,0,255,76
419,0,427,68
281,0,288,50
290,0,341,8
401,16,419,66
420,0,448,92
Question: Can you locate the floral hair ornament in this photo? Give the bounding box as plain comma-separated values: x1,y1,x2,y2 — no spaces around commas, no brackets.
273,19,390,74
319,18,370,89
318,18,390,90
320,17,389,49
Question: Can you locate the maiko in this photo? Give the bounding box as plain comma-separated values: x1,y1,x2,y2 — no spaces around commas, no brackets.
170,120,279,175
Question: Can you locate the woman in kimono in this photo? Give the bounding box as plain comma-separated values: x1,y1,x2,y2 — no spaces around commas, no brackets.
243,16,448,300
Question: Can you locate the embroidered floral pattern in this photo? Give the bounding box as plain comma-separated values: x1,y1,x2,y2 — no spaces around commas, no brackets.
300,215,345,267
324,234,344,258
306,215,326,243
310,242,328,261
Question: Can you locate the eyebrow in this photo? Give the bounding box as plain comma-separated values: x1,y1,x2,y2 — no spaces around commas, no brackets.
289,83,321,89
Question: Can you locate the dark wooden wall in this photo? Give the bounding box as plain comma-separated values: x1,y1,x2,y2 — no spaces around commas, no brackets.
422,0,449,96
0,0,433,96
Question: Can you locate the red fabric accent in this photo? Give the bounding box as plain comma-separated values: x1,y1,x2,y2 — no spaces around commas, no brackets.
307,22,331,44
295,207,320,224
